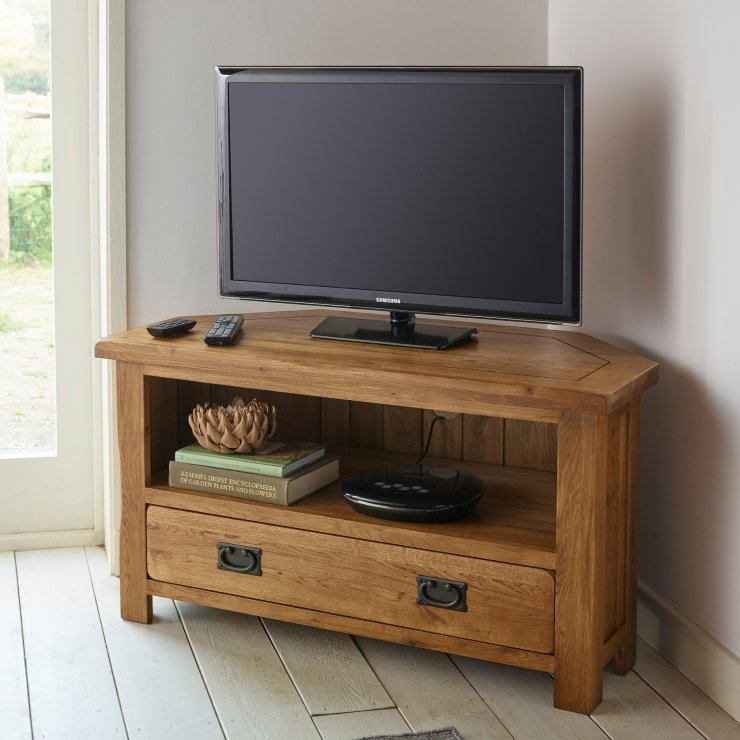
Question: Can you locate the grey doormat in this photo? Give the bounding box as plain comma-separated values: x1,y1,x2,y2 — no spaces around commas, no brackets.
355,728,462,740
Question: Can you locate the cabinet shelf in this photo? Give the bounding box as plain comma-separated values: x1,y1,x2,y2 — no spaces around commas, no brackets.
146,446,557,570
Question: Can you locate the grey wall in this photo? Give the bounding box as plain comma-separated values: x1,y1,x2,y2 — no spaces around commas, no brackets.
550,0,740,659
126,0,548,326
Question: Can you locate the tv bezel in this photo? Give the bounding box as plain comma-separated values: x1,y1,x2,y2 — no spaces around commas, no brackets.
216,66,583,325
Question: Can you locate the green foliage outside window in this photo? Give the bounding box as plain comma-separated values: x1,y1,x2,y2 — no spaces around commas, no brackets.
8,185,51,265
1,0,52,266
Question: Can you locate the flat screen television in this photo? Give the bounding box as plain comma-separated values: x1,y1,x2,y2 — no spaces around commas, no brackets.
216,66,582,349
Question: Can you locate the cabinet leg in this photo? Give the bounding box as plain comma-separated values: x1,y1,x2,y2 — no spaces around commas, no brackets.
116,362,152,624
554,413,608,714
553,657,603,714
614,640,635,675
121,577,152,623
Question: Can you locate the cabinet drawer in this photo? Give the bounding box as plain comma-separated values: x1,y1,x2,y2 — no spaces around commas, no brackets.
146,505,554,653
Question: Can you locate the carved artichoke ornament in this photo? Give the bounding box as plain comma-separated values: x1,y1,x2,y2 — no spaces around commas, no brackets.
188,397,277,454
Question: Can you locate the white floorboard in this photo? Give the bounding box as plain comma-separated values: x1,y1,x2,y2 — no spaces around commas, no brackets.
16,547,126,739
7,546,737,740
634,639,740,740
593,669,705,740
263,619,394,715
85,546,223,740
313,708,411,740
356,637,511,740
177,602,321,740
0,552,31,740
452,656,607,739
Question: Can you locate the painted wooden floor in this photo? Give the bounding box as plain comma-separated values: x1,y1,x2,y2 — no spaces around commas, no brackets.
1,547,738,740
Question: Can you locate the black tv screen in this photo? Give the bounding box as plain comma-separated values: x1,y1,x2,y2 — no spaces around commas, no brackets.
217,67,582,327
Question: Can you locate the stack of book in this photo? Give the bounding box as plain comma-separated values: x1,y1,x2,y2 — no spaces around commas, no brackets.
168,441,338,505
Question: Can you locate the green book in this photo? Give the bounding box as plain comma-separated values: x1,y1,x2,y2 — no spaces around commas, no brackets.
174,441,325,478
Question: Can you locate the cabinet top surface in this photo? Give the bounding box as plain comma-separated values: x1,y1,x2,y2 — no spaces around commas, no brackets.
95,310,658,416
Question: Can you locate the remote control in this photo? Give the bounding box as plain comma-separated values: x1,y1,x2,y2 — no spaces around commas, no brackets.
146,318,196,338
204,314,244,346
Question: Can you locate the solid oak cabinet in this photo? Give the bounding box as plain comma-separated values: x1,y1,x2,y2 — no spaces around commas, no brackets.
95,310,658,714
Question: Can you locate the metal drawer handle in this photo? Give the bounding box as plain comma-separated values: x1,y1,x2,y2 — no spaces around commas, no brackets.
217,542,262,576
416,576,468,612
420,581,461,609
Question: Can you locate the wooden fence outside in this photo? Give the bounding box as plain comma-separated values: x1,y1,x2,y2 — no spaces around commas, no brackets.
0,78,51,262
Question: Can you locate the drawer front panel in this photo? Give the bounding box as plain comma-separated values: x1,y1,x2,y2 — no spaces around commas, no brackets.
146,505,554,652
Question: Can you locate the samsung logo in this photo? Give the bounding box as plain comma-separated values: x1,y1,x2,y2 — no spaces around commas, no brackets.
376,297,401,304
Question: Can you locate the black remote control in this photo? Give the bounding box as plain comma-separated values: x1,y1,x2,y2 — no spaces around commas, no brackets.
146,318,196,338
204,314,244,346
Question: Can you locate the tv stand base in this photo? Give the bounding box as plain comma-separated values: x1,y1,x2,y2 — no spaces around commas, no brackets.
310,313,477,349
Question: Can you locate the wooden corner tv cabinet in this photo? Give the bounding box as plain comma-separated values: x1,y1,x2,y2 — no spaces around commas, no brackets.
95,310,658,715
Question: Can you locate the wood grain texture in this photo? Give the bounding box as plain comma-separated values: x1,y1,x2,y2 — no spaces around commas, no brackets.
452,655,607,739
634,639,740,739
85,546,222,739
604,406,629,644
592,669,704,739
176,603,320,740
320,398,350,445
423,410,462,459
144,361,564,422
554,413,608,714
147,506,555,652
247,390,321,442
382,405,423,454
602,625,627,667
95,311,659,417
176,380,210,447
209,384,247,408
313,709,410,740
149,580,555,672
16,548,126,738
0,553,31,740
615,399,640,674
349,401,385,448
117,362,152,622
356,637,511,739
148,376,178,476
504,419,558,471
462,414,504,464
147,446,558,569
262,620,393,714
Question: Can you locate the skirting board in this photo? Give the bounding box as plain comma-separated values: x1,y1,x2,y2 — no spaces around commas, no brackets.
109,528,120,576
0,528,103,553
637,580,740,723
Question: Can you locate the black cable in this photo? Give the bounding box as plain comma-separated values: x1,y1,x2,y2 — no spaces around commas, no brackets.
416,414,445,465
